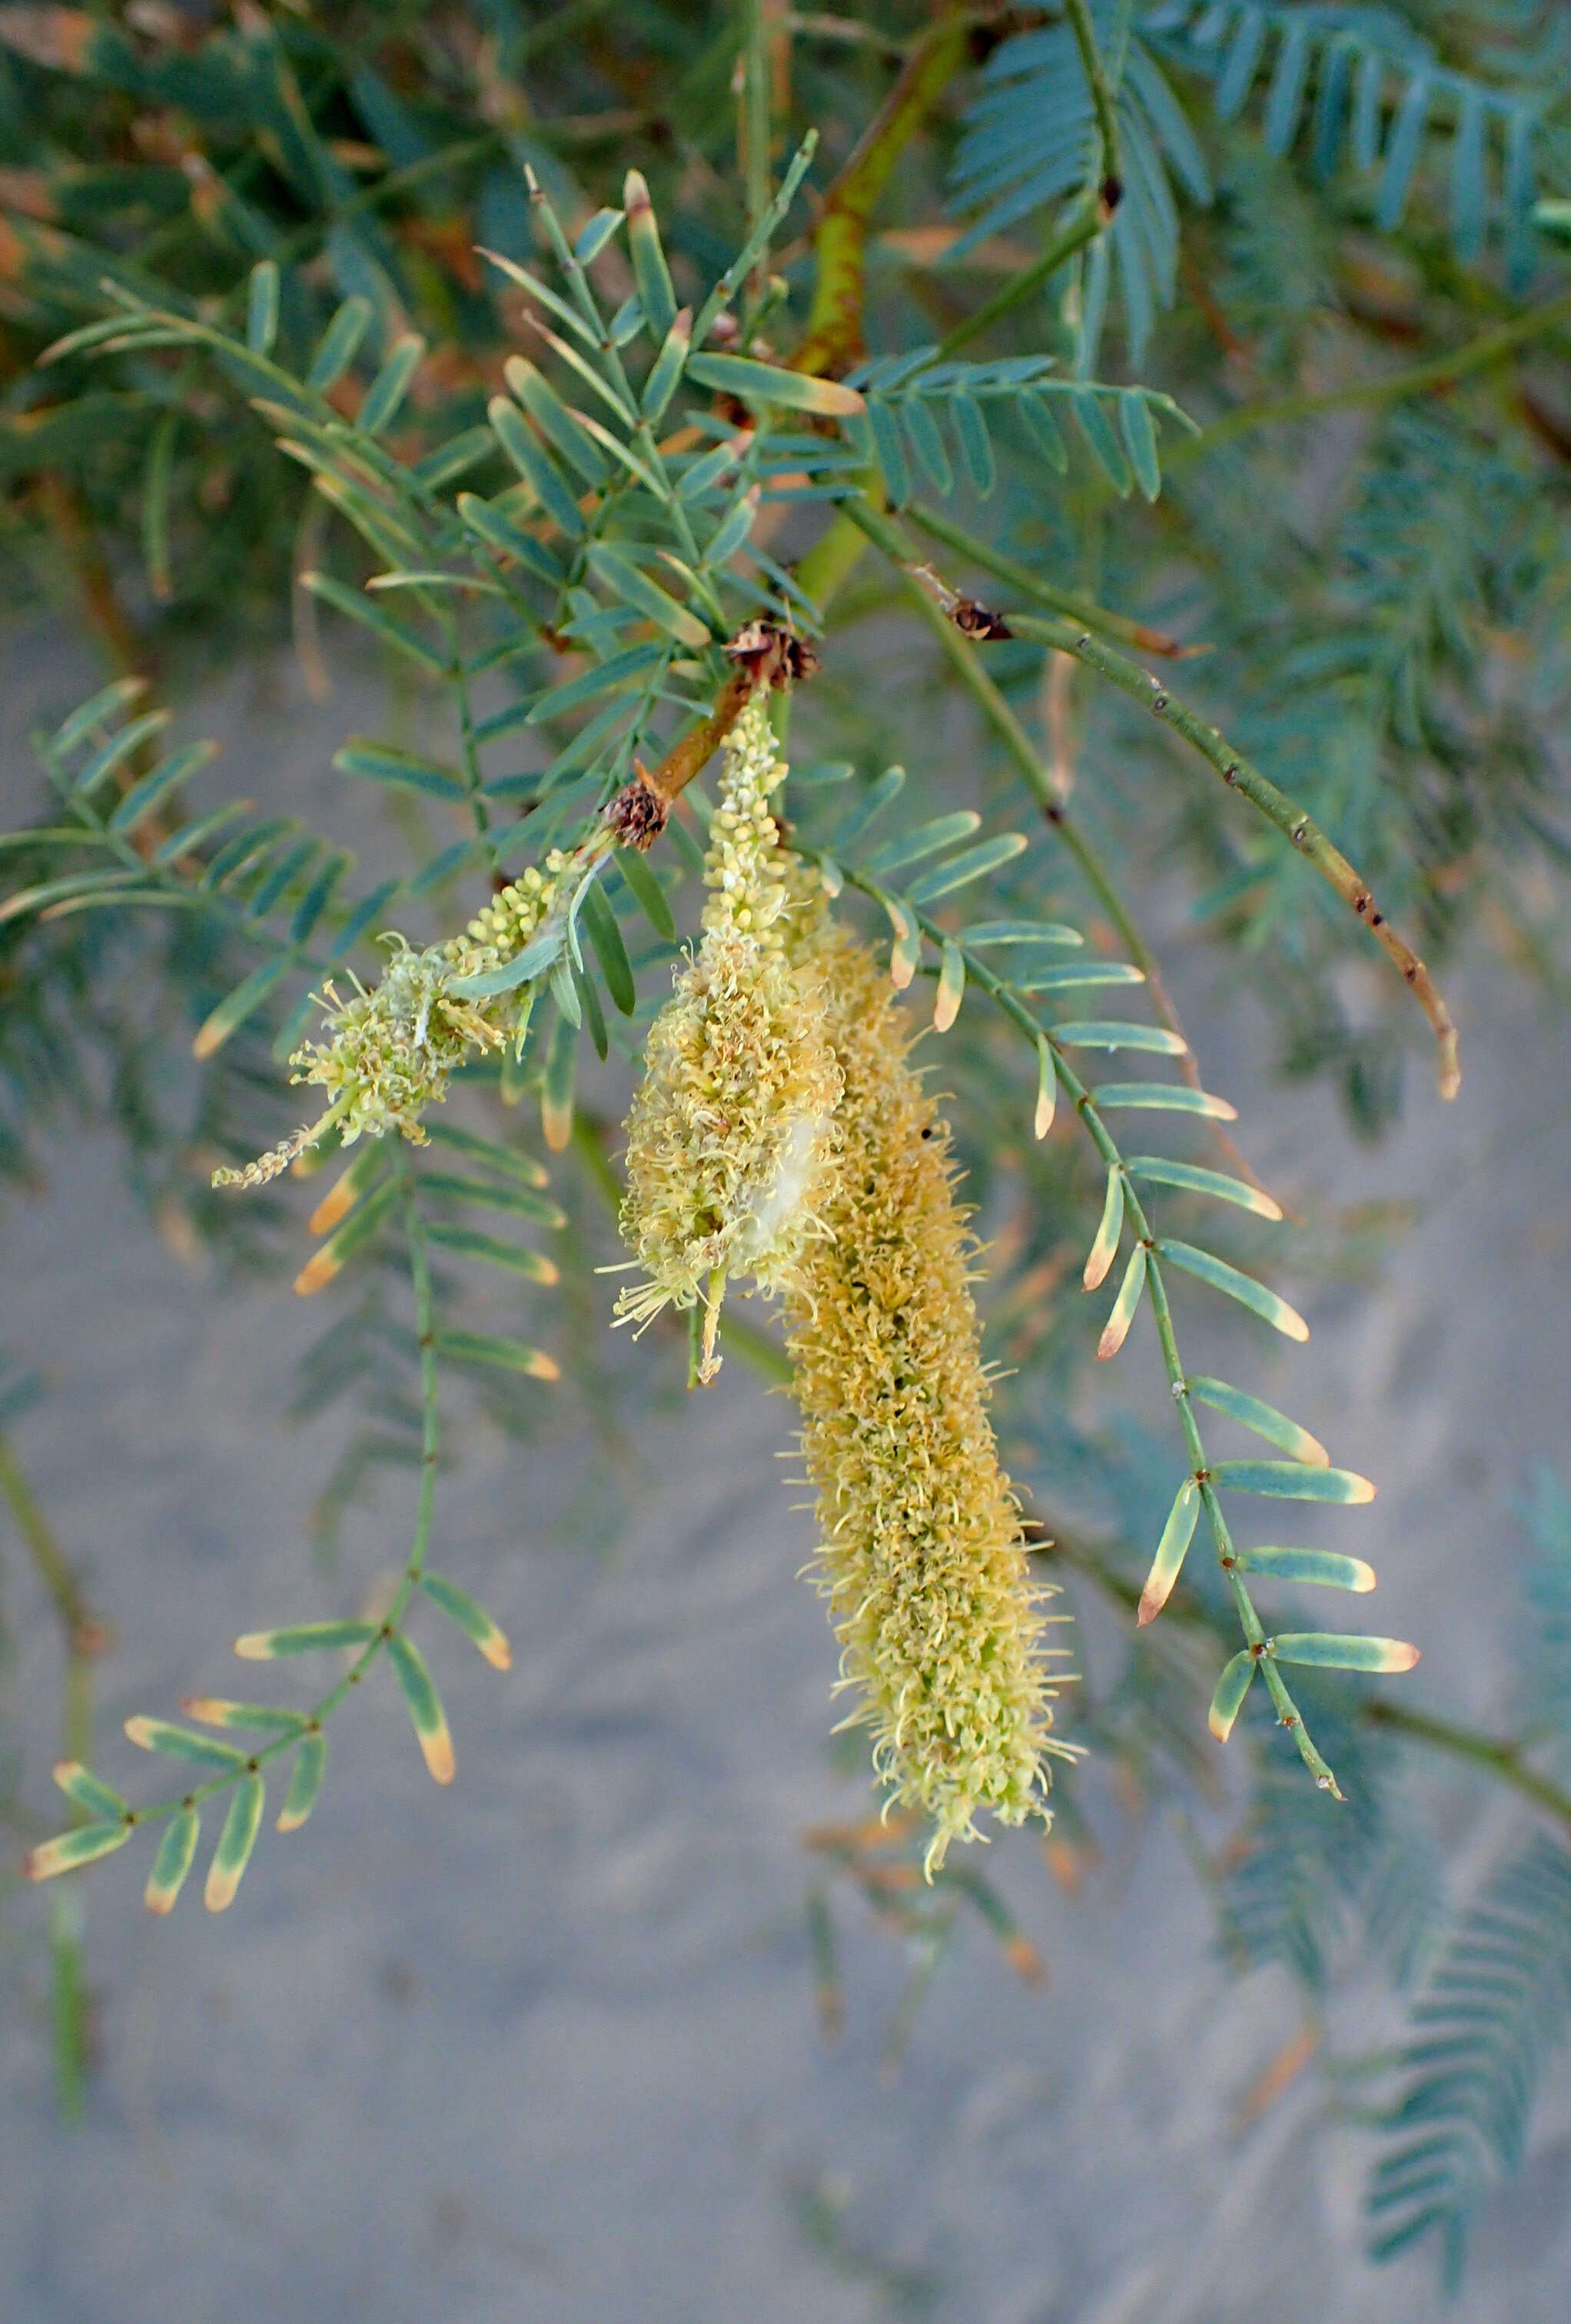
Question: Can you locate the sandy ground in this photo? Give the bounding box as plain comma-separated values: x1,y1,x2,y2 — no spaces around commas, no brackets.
3,641,1569,2323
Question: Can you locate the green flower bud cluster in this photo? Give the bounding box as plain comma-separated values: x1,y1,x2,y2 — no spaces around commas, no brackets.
214,852,572,1188
616,692,842,1379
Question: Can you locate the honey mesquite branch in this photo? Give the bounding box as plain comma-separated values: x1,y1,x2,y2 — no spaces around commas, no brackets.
1003,610,1462,1099
844,500,1214,1104
608,622,815,845
845,500,1460,1099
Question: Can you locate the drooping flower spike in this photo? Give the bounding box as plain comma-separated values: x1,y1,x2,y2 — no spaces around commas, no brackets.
615,689,841,1378
782,906,1072,1872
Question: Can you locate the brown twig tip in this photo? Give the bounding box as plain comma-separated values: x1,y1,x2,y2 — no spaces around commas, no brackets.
910,560,1012,639
1437,1024,1462,1103
952,598,1013,641
724,618,819,687
604,766,669,852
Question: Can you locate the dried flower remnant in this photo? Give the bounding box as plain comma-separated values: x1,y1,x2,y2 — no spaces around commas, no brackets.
785,915,1069,1874
616,691,840,1377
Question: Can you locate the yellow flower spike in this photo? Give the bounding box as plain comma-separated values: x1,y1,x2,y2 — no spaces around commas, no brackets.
782,917,1070,1873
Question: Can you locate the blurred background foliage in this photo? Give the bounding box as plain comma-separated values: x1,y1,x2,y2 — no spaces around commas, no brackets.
1,0,1569,2292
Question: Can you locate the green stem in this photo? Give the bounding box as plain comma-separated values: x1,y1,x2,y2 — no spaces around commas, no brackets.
1178,288,1571,461
844,496,1204,1081
1003,609,1460,1098
1364,1701,1571,1835
1064,0,1123,204
0,1435,99,1660
742,0,773,274
83,1164,441,1842
902,498,1191,658
448,626,503,879
0,1431,100,2116
934,0,1124,363
935,186,1105,362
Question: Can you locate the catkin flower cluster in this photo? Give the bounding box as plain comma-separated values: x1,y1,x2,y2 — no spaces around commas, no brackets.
782,910,1061,1871
616,691,841,1378
215,852,573,1188
617,709,1065,1868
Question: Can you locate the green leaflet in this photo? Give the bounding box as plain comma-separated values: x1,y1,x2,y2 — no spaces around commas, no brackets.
1139,1479,1201,1625
1083,1165,1124,1290
277,1734,327,1833
293,1177,400,1294
423,1122,550,1188
333,740,468,801
1127,1157,1283,1222
905,832,1027,903
144,1810,201,1915
307,297,374,392
579,879,636,1015
862,812,981,879
585,546,711,649
421,1572,512,1669
1157,1240,1307,1340
433,1330,560,1380
831,765,906,852
1233,1549,1376,1592
1098,1242,1147,1359
1052,1021,1187,1054
625,170,677,337
418,1172,566,1226
1034,1034,1057,1138
234,1620,379,1658
1209,1459,1373,1503
387,1633,455,1783
50,677,148,761
612,848,676,941
1012,962,1143,993
358,334,425,435
1270,1633,1420,1674
685,353,865,416
71,709,171,799
1187,1376,1328,1466
26,1822,132,1884
124,1716,247,1771
205,1774,265,1911
193,958,290,1060
51,1761,128,1820
301,572,449,674
504,357,609,487
1208,1652,1257,1741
